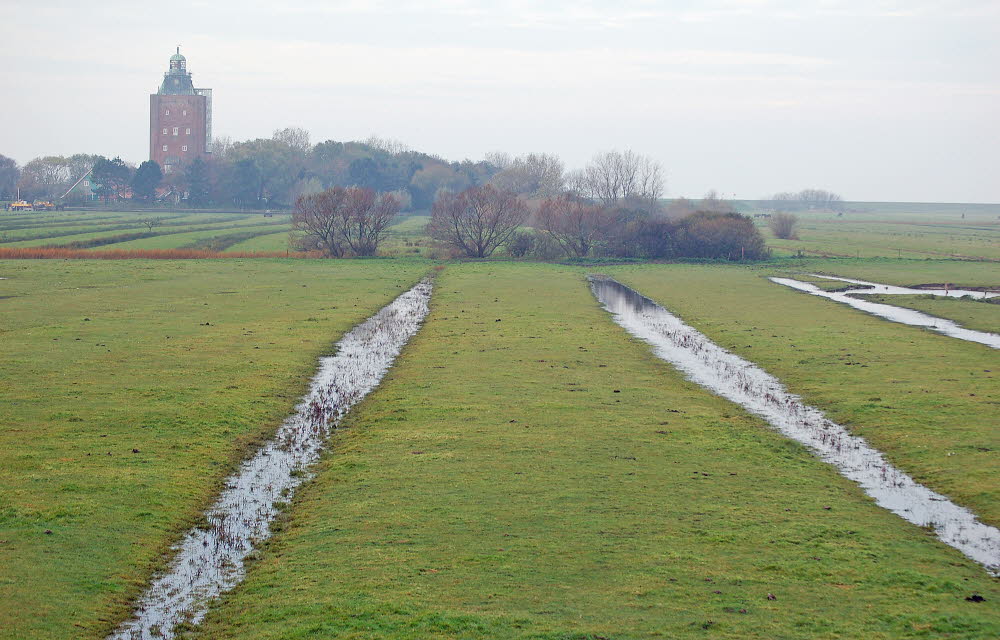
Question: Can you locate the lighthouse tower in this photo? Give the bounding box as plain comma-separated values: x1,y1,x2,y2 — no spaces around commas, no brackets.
149,48,212,173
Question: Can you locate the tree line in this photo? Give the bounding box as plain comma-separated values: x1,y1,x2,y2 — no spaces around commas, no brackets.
295,150,770,261
0,130,502,209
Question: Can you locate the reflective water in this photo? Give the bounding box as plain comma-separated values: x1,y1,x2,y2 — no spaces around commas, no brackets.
109,282,433,640
805,274,998,300
590,276,1000,575
771,277,1000,349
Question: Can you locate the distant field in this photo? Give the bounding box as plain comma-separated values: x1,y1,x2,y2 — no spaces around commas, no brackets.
738,201,1000,261
0,259,428,639
0,210,432,256
0,210,287,250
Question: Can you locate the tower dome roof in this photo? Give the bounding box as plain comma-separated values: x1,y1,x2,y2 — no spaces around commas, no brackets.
160,47,195,95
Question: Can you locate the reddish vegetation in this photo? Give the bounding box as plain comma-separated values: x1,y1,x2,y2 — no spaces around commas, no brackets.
0,247,322,260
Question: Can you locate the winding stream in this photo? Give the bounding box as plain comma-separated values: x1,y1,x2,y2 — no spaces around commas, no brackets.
109,281,433,640
770,276,1000,349
590,276,1000,575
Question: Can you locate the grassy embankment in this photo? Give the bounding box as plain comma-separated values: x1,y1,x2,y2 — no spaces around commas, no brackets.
0,259,427,639
196,263,999,640
609,263,999,527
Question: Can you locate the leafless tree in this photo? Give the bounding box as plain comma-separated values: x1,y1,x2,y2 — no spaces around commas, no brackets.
428,185,529,258
292,186,399,257
769,189,843,211
489,152,565,197
698,190,737,214
293,188,348,257
340,187,400,256
571,150,664,211
363,135,411,155
769,212,799,239
272,127,312,153
537,194,612,257
141,217,164,232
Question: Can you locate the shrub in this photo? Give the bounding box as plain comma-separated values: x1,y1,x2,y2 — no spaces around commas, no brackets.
769,212,799,239
673,211,770,260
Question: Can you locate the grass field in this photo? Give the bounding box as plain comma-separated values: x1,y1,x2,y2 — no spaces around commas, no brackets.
0,259,427,639
1,206,998,638
748,203,1000,261
190,263,999,639
609,263,1000,527
0,210,432,257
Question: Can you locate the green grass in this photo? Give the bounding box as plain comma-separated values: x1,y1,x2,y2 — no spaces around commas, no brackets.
859,295,999,334
788,257,1000,289
767,258,1000,333
607,263,1000,527
760,214,1000,261
226,231,294,253
193,263,999,640
0,258,427,639
96,222,290,250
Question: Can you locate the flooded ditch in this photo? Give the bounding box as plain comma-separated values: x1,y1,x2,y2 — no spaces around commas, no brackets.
770,275,1000,349
109,281,433,640
590,276,1000,575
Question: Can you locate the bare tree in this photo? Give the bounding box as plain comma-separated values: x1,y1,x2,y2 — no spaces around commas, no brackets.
428,185,529,258
362,135,411,155
769,189,843,211
769,212,799,239
489,153,565,197
537,194,612,257
572,150,664,211
292,186,398,257
698,190,736,214
293,188,348,257
141,217,164,232
340,187,400,256
272,127,311,153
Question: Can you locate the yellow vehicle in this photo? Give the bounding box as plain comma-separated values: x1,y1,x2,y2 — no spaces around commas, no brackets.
33,201,56,211
8,200,33,212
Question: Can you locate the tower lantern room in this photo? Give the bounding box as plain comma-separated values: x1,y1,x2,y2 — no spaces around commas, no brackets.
149,48,213,173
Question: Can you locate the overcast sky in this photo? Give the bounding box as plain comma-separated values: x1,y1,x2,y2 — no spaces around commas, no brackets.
3,0,998,202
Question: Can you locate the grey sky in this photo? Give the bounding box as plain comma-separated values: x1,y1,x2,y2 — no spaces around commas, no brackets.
3,0,998,202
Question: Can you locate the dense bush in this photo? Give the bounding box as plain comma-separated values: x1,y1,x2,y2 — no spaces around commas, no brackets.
672,211,770,260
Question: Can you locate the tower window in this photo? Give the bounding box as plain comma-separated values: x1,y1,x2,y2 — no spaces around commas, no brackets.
182,110,187,116
182,145,188,152
173,127,179,136
162,128,168,135
162,145,168,152
165,109,170,115
185,128,191,135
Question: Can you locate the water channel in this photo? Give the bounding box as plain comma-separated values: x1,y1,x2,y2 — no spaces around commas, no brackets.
590,276,1000,576
109,281,433,640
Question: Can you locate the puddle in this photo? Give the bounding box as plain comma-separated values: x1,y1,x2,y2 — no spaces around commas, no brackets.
109,281,433,640
771,277,1000,349
805,274,998,299
590,276,1000,575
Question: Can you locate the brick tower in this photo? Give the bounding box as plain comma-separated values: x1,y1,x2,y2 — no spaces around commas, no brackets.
149,48,212,173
